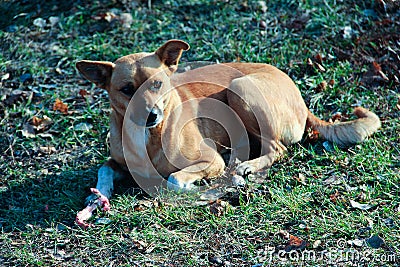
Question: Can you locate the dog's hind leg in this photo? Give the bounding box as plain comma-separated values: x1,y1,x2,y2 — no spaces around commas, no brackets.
76,159,126,228
234,139,286,177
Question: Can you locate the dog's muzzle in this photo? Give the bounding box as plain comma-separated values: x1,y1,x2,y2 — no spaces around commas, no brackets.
146,107,163,128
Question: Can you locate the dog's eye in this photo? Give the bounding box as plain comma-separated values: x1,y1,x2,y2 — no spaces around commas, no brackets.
150,80,162,92
120,83,135,97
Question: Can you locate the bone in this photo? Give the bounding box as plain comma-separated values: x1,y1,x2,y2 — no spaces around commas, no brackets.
75,188,111,228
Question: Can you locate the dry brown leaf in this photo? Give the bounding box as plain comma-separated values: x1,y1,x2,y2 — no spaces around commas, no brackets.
53,98,68,114
78,89,89,98
306,128,319,142
372,62,389,81
209,199,226,217
32,116,43,127
32,115,52,132
329,112,345,123
296,173,306,185
329,190,340,203
372,61,382,72
285,234,307,252
315,81,327,92
314,54,323,64
133,240,147,252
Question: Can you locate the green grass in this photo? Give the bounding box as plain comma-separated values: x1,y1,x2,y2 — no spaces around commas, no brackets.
0,0,399,266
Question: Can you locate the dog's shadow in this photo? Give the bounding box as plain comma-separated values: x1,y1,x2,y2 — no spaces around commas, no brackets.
0,166,142,232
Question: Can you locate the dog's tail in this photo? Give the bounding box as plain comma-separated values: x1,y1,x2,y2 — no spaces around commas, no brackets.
306,107,381,146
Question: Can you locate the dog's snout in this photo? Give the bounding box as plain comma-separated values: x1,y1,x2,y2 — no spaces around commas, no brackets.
146,108,163,128
147,110,158,123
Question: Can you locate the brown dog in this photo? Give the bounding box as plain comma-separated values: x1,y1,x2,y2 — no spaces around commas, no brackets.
75,40,380,227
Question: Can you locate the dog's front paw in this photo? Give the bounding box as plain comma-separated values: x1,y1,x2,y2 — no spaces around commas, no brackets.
167,175,197,192
232,174,246,187
235,162,255,177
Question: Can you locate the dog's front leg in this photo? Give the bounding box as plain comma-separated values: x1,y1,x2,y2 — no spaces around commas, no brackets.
167,155,225,192
76,159,126,228
167,171,202,191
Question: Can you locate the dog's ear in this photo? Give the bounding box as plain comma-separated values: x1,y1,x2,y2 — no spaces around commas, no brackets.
76,60,115,89
155,40,190,72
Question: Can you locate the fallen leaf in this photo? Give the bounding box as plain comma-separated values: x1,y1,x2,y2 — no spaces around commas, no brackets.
119,13,133,28
3,90,31,106
372,62,389,81
322,141,334,152
350,200,374,211
343,26,355,39
323,175,341,185
33,17,46,28
314,62,326,72
133,240,147,252
49,16,59,27
39,146,56,154
22,123,35,138
314,54,323,64
259,20,267,29
94,218,112,225
232,175,246,187
296,173,306,185
79,89,89,98
1,73,10,81
372,61,382,72
279,230,290,239
93,11,118,23
53,98,68,114
365,235,384,249
32,116,43,127
209,256,223,265
312,240,322,249
74,122,93,132
329,190,340,203
209,199,226,217
329,112,344,123
258,1,267,13
397,96,400,110
307,128,319,142
133,199,157,211
286,13,309,30
315,81,327,92
32,115,52,132
347,239,364,247
285,234,307,252
382,217,394,228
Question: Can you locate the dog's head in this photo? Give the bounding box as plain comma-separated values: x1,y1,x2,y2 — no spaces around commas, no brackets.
76,40,189,128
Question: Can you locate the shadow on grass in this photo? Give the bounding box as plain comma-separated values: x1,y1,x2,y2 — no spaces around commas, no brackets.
0,165,140,232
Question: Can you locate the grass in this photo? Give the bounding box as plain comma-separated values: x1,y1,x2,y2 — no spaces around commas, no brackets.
0,0,399,266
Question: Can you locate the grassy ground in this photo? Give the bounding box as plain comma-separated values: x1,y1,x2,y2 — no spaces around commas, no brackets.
0,0,399,266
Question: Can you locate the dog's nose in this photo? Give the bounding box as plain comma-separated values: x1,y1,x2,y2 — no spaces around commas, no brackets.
146,108,163,127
